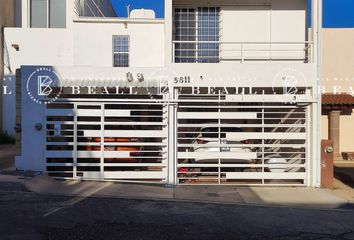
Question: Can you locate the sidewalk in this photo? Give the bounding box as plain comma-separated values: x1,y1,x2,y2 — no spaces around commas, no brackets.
1,143,353,210
17,174,350,210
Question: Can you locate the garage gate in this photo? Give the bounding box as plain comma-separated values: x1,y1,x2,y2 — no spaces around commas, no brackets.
45,88,310,186
176,89,309,186
45,98,169,183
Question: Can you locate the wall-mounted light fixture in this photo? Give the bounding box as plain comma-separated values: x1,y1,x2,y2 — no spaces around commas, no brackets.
137,73,144,82
11,44,19,51
127,72,134,82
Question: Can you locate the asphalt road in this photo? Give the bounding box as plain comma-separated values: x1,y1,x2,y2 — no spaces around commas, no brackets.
1,183,354,240
1,146,354,240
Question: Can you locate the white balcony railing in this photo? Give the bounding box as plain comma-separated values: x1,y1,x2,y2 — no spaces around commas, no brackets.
173,41,313,63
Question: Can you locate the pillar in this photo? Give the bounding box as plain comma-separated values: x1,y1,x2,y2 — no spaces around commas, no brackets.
328,110,342,160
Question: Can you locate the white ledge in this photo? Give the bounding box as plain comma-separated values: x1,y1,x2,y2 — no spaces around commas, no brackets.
73,17,165,24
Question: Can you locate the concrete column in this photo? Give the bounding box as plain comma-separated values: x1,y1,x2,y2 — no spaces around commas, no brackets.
328,110,342,160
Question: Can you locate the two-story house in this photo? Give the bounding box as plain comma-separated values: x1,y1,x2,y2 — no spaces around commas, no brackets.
2,0,322,186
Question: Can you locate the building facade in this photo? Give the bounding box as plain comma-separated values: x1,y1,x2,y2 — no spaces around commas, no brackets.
321,28,354,160
3,0,322,186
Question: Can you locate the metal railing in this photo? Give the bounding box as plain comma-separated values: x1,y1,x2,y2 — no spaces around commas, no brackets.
173,41,313,63
74,0,117,18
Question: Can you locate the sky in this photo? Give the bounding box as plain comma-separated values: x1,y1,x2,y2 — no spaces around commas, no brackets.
111,0,164,18
111,0,354,28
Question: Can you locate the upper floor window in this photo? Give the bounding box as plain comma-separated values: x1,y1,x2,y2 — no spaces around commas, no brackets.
174,7,220,63
113,35,130,67
30,0,66,28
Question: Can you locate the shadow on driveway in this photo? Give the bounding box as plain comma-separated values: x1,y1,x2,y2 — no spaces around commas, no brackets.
0,144,15,171
335,163,354,188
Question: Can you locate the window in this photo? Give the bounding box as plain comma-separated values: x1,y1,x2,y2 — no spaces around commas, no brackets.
174,8,196,63
30,0,47,28
30,0,66,28
113,36,130,67
174,7,220,63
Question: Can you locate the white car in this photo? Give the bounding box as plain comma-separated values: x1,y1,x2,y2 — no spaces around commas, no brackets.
191,127,288,172
192,127,254,163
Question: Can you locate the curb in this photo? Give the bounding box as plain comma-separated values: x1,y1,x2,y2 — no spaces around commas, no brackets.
19,175,353,212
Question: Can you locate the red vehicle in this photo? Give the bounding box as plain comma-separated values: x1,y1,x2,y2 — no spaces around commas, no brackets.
85,137,141,162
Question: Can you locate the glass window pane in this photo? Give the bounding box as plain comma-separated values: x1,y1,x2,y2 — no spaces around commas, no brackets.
174,8,197,63
174,7,220,63
197,7,220,63
49,0,66,28
30,0,48,28
113,36,130,67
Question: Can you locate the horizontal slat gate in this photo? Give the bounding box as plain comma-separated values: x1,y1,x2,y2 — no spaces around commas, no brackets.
176,91,308,186
44,87,311,186
45,101,168,183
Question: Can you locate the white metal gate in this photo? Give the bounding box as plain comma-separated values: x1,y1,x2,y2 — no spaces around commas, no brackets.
45,100,169,183
44,87,311,186
176,89,309,186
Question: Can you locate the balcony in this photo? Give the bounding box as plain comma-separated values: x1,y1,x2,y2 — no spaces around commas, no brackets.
172,41,313,64
172,3,310,64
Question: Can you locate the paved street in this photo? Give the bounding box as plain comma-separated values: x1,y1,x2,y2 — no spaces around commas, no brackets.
1,183,354,240
1,145,354,240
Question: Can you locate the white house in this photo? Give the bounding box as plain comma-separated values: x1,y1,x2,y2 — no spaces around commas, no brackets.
2,0,322,186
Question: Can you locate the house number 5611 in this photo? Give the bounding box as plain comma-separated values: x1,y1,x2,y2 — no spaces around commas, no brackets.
174,76,191,84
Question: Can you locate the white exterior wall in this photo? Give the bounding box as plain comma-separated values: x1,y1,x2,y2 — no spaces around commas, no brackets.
4,21,164,70
221,0,307,42
5,0,322,187
271,0,307,43
3,28,74,135
3,19,164,135
73,20,165,67
4,28,74,68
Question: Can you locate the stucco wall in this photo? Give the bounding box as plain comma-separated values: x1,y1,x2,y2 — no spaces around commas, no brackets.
322,28,354,92
321,28,354,154
73,21,165,67
3,19,165,135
